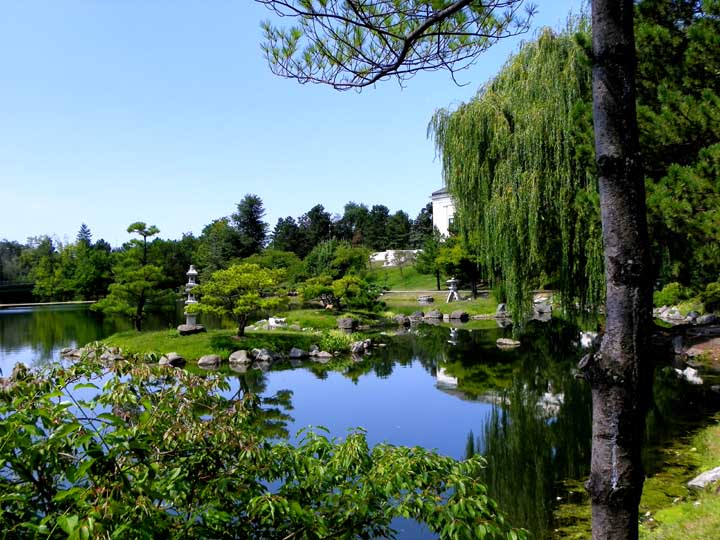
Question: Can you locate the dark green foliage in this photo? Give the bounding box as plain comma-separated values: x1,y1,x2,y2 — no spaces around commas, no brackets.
0,354,527,540
700,281,720,312
303,240,369,280
270,216,304,255
92,224,173,331
231,194,269,258
76,223,92,247
244,249,305,285
365,204,390,250
334,201,371,246
299,204,332,253
410,203,435,248
196,218,243,280
148,233,199,290
0,240,29,282
387,210,412,249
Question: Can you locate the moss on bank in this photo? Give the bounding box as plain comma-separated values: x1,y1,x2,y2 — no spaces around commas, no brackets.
553,417,720,540
640,418,720,540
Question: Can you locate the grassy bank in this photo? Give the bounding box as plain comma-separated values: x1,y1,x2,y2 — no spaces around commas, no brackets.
103,329,320,361
381,291,497,316
640,417,720,539
368,264,438,291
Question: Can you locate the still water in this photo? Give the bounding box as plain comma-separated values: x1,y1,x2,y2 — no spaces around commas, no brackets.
1,305,717,539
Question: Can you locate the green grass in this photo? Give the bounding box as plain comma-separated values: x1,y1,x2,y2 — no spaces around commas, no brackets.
277,309,339,330
103,329,319,361
381,292,497,316
368,265,438,291
276,308,391,330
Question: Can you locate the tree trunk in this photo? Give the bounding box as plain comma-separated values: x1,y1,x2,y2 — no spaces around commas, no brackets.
236,314,248,337
135,290,146,331
435,271,441,291
585,2,654,539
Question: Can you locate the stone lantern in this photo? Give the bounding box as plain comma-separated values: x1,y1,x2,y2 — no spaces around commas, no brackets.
177,265,206,336
446,277,460,303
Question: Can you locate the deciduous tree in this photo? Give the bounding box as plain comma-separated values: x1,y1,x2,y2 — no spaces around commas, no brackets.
189,263,286,336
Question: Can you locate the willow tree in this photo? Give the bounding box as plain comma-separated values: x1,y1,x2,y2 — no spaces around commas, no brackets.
429,22,603,321
258,2,651,539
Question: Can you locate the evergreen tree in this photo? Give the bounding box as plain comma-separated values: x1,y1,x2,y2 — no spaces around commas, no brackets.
386,210,412,249
195,218,242,279
334,202,370,246
410,203,434,248
231,194,268,257
270,216,303,254
76,223,92,247
93,223,172,330
365,204,390,250
299,204,332,250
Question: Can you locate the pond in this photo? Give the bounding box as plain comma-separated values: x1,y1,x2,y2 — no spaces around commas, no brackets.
1,305,718,539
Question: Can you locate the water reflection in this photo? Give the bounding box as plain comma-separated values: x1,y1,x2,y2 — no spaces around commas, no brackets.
2,307,718,540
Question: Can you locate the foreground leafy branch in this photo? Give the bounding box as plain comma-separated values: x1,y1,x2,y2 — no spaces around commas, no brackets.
0,352,526,540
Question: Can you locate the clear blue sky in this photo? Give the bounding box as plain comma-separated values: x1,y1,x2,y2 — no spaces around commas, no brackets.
1,1,582,247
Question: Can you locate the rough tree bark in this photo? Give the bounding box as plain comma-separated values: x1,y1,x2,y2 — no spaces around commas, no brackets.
582,2,654,539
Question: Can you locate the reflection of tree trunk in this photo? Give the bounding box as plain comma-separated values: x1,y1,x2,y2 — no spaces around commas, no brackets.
584,3,653,539
135,290,146,331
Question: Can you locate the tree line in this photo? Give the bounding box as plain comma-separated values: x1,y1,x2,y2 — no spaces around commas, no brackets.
0,196,436,309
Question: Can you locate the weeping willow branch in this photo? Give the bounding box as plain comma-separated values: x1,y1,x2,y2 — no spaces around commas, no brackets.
429,19,604,322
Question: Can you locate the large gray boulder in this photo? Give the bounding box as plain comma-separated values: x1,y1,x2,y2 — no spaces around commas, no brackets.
159,352,186,367
229,350,251,365
251,348,275,363
288,347,307,359
424,309,443,319
312,351,333,363
449,310,469,321
409,311,425,321
177,324,206,336
688,466,720,489
394,314,411,327
350,341,366,354
198,354,221,368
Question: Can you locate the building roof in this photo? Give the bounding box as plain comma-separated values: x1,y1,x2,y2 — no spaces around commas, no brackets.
431,186,450,198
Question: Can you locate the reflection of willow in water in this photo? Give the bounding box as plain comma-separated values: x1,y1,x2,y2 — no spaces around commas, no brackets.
448,319,594,540
468,376,592,540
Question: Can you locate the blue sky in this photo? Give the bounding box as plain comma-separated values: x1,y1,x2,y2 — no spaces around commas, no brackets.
1,1,582,247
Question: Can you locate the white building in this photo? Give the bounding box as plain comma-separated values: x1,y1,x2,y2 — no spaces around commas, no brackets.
431,187,456,237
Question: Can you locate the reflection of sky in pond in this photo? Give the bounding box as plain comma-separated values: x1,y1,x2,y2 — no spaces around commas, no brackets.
262,361,495,460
